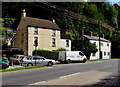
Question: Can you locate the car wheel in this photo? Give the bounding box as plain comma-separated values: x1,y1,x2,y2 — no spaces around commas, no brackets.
27,63,33,66
83,59,87,63
67,59,71,64
47,62,53,67
2,66,7,69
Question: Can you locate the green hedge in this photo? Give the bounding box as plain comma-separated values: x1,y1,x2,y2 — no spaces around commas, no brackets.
33,48,67,60
33,49,59,60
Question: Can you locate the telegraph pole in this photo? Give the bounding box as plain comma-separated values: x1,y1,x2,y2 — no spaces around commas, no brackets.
98,21,101,59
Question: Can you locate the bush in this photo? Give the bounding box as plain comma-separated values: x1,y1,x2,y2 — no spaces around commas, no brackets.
33,49,59,60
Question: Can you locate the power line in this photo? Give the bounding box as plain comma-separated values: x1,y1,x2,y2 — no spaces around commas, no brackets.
27,2,115,31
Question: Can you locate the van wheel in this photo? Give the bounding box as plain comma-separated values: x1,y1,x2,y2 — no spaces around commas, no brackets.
47,62,53,67
67,59,71,64
83,59,86,63
27,63,33,66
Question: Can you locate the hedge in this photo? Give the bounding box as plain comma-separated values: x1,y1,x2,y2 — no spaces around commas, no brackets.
33,49,59,60
33,48,67,60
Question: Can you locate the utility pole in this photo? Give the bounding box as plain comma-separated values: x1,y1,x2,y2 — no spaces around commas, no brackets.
82,26,85,52
98,21,101,59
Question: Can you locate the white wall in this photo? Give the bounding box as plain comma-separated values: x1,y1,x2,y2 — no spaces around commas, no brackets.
59,39,71,51
90,40,111,60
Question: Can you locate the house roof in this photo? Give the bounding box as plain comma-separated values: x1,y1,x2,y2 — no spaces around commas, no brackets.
21,17,60,30
83,35,110,42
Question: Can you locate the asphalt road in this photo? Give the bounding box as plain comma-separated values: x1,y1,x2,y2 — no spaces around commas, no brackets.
2,59,119,86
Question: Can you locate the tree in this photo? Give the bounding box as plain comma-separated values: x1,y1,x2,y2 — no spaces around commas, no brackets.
0,18,16,49
110,30,120,58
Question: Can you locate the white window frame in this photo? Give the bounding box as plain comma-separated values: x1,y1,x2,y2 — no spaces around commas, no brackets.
52,38,56,47
34,27,38,35
52,30,56,36
66,40,69,47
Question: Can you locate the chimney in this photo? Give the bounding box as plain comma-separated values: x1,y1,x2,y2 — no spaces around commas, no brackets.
90,31,93,36
51,18,55,23
103,34,104,38
22,9,26,17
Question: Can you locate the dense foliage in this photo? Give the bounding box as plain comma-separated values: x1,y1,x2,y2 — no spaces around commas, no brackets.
2,2,120,58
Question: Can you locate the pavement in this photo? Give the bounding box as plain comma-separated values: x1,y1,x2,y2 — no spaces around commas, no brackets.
29,70,113,85
8,65,23,69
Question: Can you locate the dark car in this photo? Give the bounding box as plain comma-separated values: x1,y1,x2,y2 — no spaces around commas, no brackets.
0,60,9,69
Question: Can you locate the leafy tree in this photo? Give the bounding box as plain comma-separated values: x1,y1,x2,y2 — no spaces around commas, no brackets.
110,30,120,58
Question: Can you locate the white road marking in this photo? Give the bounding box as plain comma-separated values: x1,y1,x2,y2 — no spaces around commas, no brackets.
60,72,80,78
104,65,113,67
29,81,46,85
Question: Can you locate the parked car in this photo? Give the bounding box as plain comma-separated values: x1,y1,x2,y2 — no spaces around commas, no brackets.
0,60,9,69
10,55,24,65
21,56,56,67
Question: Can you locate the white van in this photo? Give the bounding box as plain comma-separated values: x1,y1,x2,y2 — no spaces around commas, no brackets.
58,51,87,63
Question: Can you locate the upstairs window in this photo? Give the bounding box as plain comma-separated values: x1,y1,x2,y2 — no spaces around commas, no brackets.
101,43,103,46
52,38,56,47
66,40,69,47
93,42,96,45
34,28,38,35
52,30,56,36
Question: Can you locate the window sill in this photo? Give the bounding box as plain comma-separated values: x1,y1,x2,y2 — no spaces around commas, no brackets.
52,45,56,47
52,35,56,37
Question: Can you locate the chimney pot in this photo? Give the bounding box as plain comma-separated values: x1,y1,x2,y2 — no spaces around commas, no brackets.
22,9,26,17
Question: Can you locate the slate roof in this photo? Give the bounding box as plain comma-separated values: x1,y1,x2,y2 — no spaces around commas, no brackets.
21,17,60,30
83,35,110,42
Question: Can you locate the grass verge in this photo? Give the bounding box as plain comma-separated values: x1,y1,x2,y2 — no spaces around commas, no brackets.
0,65,46,72
87,58,120,62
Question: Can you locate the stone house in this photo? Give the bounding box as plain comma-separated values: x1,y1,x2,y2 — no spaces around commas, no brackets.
11,10,71,56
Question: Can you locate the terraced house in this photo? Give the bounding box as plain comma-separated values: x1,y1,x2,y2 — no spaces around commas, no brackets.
11,9,71,56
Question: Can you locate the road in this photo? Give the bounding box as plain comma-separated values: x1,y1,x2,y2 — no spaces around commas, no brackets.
2,59,119,86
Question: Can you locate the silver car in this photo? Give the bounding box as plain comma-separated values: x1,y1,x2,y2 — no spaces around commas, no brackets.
21,56,56,67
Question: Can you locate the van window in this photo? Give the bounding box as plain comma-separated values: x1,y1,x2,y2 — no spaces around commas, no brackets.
79,52,84,56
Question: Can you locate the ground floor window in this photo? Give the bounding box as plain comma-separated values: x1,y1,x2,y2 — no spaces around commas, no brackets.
52,38,56,47
92,53,96,56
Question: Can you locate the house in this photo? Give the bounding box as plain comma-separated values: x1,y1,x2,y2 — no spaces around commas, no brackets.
60,34,71,51
83,35,111,60
11,9,71,56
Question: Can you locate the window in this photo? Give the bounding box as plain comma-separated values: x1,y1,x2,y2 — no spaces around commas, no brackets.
92,53,96,56
52,38,56,47
79,52,84,56
34,28,38,35
107,43,109,46
52,30,56,36
34,37,38,46
93,42,96,45
104,52,106,56
108,52,110,56
66,40,69,47
101,43,103,46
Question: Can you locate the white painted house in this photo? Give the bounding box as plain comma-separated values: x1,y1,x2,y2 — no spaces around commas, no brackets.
59,34,71,51
83,35,111,60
